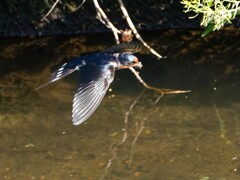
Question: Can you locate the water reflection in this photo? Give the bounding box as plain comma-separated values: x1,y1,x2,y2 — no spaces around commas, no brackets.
1,30,240,179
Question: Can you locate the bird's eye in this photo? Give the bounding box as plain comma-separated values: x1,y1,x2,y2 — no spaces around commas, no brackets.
130,60,135,65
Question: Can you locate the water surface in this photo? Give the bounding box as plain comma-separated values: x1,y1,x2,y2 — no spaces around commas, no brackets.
1,30,240,179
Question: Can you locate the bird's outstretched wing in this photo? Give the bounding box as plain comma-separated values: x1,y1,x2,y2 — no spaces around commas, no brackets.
104,41,142,54
35,58,85,90
72,64,115,125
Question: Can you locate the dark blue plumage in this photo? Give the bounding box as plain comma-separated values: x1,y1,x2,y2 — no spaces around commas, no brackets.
36,42,142,125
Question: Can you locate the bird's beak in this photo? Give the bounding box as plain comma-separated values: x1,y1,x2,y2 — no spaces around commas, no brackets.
133,61,143,69
132,57,142,69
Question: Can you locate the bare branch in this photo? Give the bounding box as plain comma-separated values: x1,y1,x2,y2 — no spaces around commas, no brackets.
41,0,86,21
129,67,191,94
65,0,86,12
41,0,61,22
93,0,121,44
100,67,190,175
120,29,133,42
118,0,163,59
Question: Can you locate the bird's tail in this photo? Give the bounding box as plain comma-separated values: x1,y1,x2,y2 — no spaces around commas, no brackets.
35,63,78,90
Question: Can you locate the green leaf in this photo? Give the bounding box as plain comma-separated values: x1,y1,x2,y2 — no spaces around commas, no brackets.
201,23,215,37
207,0,214,7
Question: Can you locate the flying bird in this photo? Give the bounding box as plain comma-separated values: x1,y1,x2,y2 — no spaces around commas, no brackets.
36,42,142,125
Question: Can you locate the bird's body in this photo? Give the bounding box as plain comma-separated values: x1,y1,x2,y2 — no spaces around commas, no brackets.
36,42,142,125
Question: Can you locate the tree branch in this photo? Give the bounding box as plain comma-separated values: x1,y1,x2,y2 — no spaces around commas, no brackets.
41,0,61,22
129,67,191,95
93,0,121,44
118,0,162,59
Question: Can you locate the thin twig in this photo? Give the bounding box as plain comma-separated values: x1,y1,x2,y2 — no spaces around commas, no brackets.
93,0,121,44
65,0,86,12
129,67,191,94
41,0,86,21
41,0,61,21
117,0,162,59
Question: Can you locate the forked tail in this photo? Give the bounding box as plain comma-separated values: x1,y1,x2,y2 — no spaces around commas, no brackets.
35,63,78,90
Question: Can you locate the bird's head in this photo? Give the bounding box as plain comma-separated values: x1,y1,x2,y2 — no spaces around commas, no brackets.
118,53,142,69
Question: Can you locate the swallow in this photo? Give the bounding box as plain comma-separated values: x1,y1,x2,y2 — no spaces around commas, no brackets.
36,42,142,125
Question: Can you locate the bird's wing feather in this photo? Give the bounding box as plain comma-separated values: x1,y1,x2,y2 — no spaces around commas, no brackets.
35,58,86,90
104,41,142,54
72,64,115,125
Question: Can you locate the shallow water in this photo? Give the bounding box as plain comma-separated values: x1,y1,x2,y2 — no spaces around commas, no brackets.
1,30,240,179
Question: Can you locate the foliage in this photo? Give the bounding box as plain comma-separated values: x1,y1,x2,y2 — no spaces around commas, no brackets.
0,0,83,14
0,0,48,15
181,0,240,36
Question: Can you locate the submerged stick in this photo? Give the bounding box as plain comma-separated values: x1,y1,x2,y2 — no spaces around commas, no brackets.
100,90,145,179
128,118,145,168
127,93,164,168
119,89,145,145
212,101,231,144
101,67,190,176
